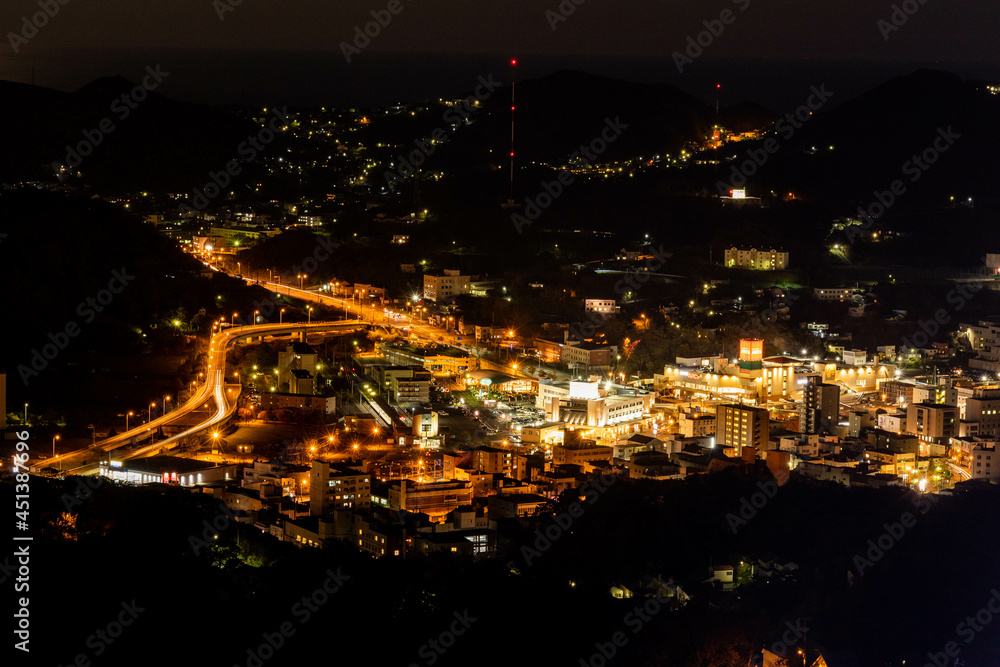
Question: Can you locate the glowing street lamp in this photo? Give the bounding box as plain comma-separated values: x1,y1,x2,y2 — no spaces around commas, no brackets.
126,411,133,431
280,308,285,324
149,402,155,422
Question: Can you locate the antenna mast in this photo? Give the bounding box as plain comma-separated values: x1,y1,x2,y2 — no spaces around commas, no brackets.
509,58,517,202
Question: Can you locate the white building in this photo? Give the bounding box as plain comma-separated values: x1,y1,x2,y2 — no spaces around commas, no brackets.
842,349,868,366
423,270,470,302
961,321,1000,362
877,412,906,433
585,299,618,314
971,445,1000,483
723,247,789,270
814,288,853,302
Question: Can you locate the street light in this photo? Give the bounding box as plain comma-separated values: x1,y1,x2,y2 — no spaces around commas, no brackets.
307,305,313,324
163,395,170,414
23,403,28,425
280,308,285,324
231,312,238,327
149,402,155,422
126,411,133,431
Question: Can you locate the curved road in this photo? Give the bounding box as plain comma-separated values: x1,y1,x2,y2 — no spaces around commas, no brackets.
51,319,366,473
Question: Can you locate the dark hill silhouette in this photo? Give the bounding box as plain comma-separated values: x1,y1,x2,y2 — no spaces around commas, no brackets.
364,69,778,169
0,75,256,190
733,69,1000,206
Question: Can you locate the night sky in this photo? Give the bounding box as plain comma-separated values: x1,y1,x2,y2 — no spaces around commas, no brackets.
1,0,996,62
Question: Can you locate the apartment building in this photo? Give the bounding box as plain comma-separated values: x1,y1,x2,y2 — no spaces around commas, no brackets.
905,402,957,442
309,460,371,515
423,269,471,302
715,404,770,457
723,247,789,270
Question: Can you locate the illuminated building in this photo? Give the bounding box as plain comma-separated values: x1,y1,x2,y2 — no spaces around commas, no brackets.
971,445,1000,483
964,388,1000,436
715,404,769,457
542,381,655,443
99,455,236,486
905,402,957,444
585,299,618,314
277,342,319,394
723,247,788,270
487,493,550,519
799,376,840,435
389,479,473,522
423,269,470,302
471,446,527,480
813,288,853,302
552,440,614,466
310,460,370,515
739,339,763,371
562,341,616,370
377,342,470,375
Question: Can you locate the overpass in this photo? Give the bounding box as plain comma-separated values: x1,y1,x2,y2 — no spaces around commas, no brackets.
51,319,367,473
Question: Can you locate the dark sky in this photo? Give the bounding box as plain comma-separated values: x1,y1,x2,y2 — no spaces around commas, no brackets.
1,0,997,62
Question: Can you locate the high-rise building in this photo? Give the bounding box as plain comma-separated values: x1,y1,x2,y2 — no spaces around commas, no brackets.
963,387,1000,437
310,460,370,516
715,404,769,457
799,376,840,434
905,402,957,443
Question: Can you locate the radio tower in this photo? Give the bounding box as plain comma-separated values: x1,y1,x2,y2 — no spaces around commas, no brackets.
507,58,517,206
